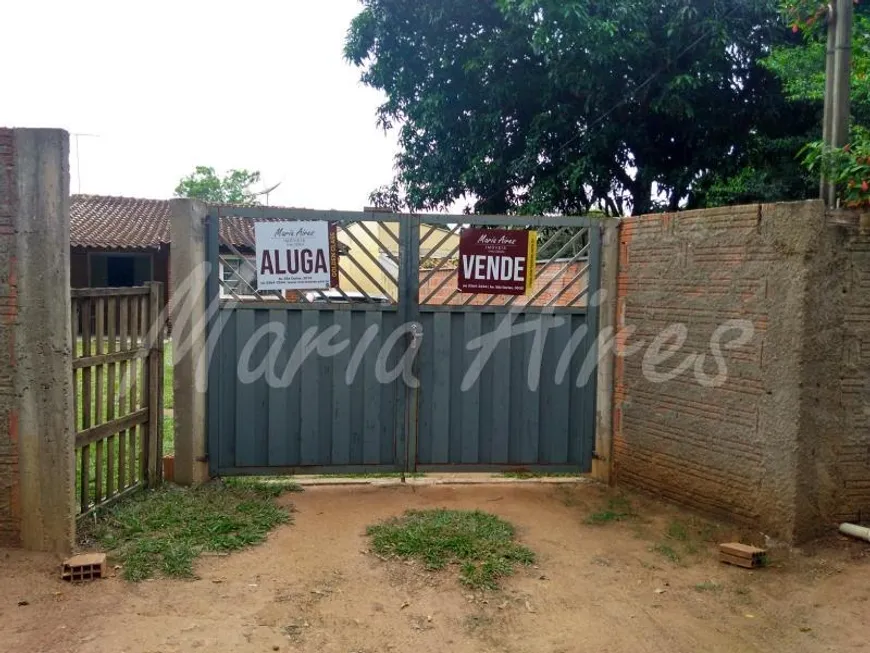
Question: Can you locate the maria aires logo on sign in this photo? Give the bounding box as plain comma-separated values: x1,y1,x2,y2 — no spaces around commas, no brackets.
458,228,537,295
255,221,339,291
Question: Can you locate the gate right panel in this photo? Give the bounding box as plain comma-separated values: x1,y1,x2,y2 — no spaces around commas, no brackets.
413,218,602,472
415,308,595,470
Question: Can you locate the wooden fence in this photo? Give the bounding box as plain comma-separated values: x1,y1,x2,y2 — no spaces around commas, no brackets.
71,283,165,516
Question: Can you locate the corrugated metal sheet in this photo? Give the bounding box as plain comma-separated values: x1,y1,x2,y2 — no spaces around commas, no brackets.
212,307,402,471
415,310,594,468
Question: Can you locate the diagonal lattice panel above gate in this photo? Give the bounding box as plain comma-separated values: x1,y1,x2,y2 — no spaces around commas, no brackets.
418,221,593,308
212,208,401,305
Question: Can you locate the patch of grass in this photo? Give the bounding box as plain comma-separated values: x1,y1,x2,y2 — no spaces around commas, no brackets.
163,342,173,409
366,509,534,590
666,519,690,541
163,415,175,456
499,470,581,479
651,542,682,563
83,479,298,581
663,517,718,557
319,472,426,479
694,581,723,592
585,495,635,524
223,476,303,494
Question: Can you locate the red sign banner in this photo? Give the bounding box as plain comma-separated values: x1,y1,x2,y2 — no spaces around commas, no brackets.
457,228,537,295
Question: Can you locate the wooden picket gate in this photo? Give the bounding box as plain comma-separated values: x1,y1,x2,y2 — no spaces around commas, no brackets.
71,283,165,516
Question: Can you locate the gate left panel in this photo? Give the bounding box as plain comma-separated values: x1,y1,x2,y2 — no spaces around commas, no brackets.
211,305,402,474
205,207,408,476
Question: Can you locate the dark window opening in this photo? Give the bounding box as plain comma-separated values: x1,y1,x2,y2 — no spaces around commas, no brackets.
90,253,152,288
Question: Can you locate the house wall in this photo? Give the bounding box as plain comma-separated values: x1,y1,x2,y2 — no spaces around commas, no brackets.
612,201,870,542
70,246,170,322
339,222,459,299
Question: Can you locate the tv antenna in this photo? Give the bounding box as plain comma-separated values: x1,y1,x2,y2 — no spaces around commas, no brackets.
252,179,282,206
72,133,99,194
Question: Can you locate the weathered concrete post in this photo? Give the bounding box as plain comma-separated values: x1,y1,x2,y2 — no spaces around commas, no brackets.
593,218,619,484
169,199,210,485
0,128,75,552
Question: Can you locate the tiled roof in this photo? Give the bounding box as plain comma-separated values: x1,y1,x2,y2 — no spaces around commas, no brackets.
71,194,170,249
70,194,350,253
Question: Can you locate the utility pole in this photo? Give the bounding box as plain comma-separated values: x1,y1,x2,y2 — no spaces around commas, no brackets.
72,133,99,195
821,0,853,207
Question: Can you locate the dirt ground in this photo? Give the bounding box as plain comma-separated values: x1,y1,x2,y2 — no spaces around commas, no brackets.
1,482,869,653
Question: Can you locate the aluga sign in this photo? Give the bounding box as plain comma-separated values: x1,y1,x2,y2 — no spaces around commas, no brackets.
255,221,339,291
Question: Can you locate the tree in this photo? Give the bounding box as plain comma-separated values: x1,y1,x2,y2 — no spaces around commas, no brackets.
345,0,819,216
764,1,870,208
174,166,262,205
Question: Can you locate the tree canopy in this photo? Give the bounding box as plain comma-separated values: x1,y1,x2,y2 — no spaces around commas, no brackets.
174,166,262,205
345,0,821,215
765,1,870,208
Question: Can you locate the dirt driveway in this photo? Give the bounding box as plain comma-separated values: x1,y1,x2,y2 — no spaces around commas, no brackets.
1,482,868,653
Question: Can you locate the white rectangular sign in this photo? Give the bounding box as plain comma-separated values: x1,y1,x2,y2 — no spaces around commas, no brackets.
254,221,337,291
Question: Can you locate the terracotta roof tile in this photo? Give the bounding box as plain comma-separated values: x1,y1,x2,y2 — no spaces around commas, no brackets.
70,194,350,253
71,194,170,249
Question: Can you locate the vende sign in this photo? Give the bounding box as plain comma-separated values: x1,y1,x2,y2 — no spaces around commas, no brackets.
457,228,537,295
255,221,339,291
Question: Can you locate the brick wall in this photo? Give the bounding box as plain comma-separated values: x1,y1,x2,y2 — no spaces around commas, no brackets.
613,201,870,541
420,260,589,306
0,128,20,547
839,220,870,522
614,204,773,528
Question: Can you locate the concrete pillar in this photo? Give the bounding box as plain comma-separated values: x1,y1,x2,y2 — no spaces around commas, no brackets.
593,218,619,484
169,198,210,485
0,128,75,552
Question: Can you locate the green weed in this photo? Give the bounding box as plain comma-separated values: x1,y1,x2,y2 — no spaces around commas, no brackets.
82,479,299,581
651,542,681,563
366,509,534,590
499,470,581,479
585,496,635,524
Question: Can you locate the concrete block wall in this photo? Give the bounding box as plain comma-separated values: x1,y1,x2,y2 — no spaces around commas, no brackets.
613,200,870,542
0,128,75,552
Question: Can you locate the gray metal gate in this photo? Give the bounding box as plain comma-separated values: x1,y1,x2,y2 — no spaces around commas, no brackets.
205,207,601,475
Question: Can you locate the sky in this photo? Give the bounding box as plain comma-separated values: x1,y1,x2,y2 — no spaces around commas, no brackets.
0,0,398,210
